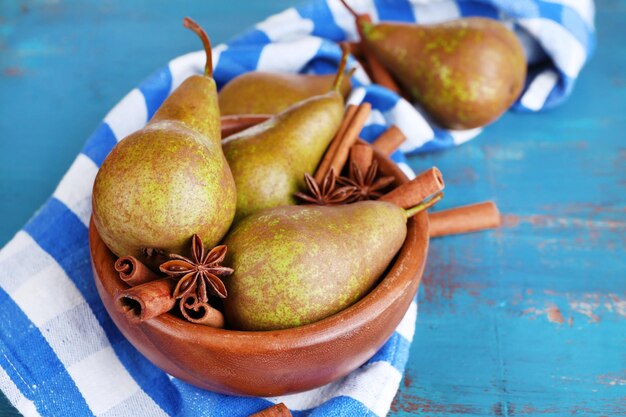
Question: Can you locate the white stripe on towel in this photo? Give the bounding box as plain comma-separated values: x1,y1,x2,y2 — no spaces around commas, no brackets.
521,69,559,111
386,100,435,152
53,154,98,226
327,0,378,41
103,89,148,142
257,37,323,72
395,301,418,342
256,8,314,41
411,0,460,24
519,18,586,78
271,360,402,417
450,127,482,145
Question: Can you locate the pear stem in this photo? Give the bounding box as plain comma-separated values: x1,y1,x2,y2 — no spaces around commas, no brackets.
332,45,350,92
339,0,361,20
339,0,372,34
183,17,213,77
404,192,444,219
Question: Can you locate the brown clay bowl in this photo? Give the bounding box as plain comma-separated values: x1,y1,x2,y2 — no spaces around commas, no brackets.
90,149,429,397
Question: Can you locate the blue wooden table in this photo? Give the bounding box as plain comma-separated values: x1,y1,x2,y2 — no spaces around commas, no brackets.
1,1,624,416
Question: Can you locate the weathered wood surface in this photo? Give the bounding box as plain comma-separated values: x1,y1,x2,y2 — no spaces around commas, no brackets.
1,1,624,416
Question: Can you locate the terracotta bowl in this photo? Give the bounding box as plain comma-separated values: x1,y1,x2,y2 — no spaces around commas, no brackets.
90,150,429,397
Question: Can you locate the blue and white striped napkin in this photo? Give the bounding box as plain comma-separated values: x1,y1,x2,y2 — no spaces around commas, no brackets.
0,1,594,416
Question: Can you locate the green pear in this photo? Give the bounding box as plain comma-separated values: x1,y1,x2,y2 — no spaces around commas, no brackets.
92,18,236,264
222,201,409,331
222,51,350,221
219,71,352,116
359,17,526,129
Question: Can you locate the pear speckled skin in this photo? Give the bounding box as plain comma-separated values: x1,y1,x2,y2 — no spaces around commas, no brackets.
152,75,221,140
222,91,344,221
363,17,526,129
223,201,408,331
219,72,352,116
92,74,236,263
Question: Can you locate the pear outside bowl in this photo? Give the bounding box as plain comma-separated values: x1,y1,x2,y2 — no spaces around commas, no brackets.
90,150,429,397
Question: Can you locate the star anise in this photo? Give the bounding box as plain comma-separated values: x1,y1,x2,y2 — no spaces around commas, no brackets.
294,168,356,205
159,234,233,304
338,159,395,201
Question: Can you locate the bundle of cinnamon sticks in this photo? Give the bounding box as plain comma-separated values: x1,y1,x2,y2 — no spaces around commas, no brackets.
314,103,371,182
311,103,501,237
114,255,225,328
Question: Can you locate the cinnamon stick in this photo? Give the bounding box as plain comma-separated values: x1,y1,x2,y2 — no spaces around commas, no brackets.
350,142,373,174
342,40,362,57
116,278,177,322
314,104,358,182
249,403,292,417
429,201,501,238
372,125,406,156
327,103,371,177
116,278,226,327
114,256,159,287
179,295,225,328
221,114,271,138
379,167,444,209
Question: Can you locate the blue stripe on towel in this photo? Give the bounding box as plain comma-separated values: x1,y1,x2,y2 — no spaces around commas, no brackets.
361,123,387,142
298,396,379,417
296,1,348,41
214,46,265,89
367,332,412,371
230,29,272,47
375,0,414,22
81,123,117,167
0,287,94,417
139,67,173,119
363,86,399,113
458,2,499,18
169,380,275,417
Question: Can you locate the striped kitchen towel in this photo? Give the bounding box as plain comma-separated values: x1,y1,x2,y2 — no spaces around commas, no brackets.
0,0,594,416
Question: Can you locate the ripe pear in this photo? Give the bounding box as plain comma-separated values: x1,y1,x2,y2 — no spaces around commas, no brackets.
219,71,352,116
359,17,526,129
223,201,409,331
92,18,236,264
222,51,350,221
